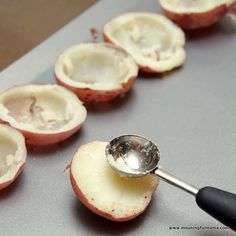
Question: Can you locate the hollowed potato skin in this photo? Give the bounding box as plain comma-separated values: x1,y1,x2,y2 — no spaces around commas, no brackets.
161,3,233,30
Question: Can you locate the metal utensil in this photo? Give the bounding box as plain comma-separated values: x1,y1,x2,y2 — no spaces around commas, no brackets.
106,135,236,231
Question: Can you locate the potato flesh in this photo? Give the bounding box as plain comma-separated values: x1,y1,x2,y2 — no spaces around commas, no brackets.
62,46,131,90
0,137,17,177
72,142,158,219
111,17,175,61
4,94,71,131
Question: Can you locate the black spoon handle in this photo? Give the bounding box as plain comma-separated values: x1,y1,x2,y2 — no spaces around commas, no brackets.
196,187,236,231
155,168,236,230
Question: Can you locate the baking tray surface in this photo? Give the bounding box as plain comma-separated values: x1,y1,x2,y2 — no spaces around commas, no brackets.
0,0,236,235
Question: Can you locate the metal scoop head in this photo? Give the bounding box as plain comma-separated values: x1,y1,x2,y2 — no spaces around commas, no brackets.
106,135,160,177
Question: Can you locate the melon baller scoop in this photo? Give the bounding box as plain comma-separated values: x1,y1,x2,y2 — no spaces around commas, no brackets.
105,135,236,231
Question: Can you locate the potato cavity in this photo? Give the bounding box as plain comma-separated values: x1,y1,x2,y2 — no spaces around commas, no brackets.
104,12,186,73
111,17,173,61
3,91,69,131
56,43,138,90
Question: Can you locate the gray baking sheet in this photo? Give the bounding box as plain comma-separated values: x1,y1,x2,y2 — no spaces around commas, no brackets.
0,0,236,235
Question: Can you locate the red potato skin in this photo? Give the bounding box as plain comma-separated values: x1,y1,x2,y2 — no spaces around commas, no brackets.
22,123,83,146
0,119,83,146
161,3,234,30
0,164,25,190
55,73,137,104
70,169,150,222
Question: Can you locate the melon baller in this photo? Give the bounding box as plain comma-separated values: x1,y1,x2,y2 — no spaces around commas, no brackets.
105,135,236,231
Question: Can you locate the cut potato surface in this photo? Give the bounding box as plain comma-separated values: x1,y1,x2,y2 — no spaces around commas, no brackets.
160,0,235,29
103,12,185,73
0,124,26,190
0,84,87,145
55,43,138,103
70,141,159,221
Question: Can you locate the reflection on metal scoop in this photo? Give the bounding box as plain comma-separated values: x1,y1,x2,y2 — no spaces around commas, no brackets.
106,135,160,177
106,135,236,231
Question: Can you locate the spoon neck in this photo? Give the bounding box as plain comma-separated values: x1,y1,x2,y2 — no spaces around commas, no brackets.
154,167,199,196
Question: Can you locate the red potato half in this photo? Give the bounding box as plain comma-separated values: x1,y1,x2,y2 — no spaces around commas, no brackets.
55,43,138,103
0,124,26,190
103,12,186,73
70,141,159,222
0,84,87,145
159,0,235,29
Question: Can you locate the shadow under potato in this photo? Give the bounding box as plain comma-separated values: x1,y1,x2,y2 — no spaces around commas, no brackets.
71,195,157,235
86,89,135,114
139,64,185,80
219,15,236,34
185,15,236,41
27,128,85,157
185,24,220,41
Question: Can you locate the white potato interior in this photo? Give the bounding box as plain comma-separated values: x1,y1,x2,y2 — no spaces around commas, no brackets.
67,49,126,85
112,17,173,61
160,0,234,12
71,141,158,219
0,136,17,177
55,43,138,90
0,85,86,134
104,13,185,72
4,92,69,131
0,125,26,184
